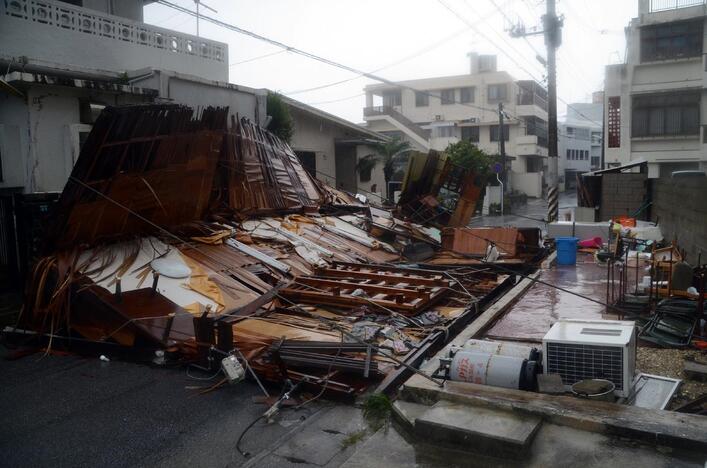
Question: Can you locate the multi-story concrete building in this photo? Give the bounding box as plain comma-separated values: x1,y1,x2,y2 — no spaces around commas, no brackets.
362,53,549,197
604,0,707,177
559,96,604,190
0,0,384,287
0,0,268,194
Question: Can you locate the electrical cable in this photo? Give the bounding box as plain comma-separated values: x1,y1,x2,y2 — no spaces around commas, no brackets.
236,414,264,458
293,343,344,409
229,49,287,67
283,0,517,96
186,364,222,381
154,0,617,133
153,0,529,124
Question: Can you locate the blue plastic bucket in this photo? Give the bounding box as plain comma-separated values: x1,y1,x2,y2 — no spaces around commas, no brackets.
556,237,579,265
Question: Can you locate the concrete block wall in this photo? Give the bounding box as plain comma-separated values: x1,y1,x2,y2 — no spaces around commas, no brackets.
651,175,707,264
599,173,648,221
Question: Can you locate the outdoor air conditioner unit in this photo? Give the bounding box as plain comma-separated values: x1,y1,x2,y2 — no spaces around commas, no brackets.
542,319,636,397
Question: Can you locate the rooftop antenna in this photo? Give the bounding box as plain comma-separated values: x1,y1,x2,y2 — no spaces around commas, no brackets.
193,0,217,37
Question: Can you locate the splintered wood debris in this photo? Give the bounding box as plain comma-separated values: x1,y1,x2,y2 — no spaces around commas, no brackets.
17,104,525,396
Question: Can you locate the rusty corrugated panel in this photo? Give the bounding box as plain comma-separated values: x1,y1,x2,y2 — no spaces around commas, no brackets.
45,104,228,250
222,117,323,217
441,227,519,256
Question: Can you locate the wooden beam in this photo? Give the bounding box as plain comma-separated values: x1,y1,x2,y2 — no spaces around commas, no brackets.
315,268,448,287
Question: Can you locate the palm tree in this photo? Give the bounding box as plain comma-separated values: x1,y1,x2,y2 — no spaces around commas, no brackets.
356,137,411,201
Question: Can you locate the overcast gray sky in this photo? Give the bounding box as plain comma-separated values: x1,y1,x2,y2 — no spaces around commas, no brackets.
144,0,637,123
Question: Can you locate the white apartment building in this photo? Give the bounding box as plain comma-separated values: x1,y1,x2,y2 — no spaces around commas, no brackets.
0,0,268,194
559,98,604,190
604,0,707,177
363,54,549,197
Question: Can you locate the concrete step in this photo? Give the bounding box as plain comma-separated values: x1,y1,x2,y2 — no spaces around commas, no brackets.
413,401,542,458
391,400,431,431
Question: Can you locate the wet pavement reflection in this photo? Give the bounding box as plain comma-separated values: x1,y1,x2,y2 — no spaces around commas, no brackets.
485,253,608,341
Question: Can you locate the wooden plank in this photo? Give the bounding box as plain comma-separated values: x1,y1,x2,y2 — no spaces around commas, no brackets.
280,288,418,312
330,261,447,278
316,268,448,287
296,277,430,299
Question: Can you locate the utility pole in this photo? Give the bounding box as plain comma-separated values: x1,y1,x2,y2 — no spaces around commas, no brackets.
544,0,561,223
498,102,507,192
193,0,218,38
509,0,562,223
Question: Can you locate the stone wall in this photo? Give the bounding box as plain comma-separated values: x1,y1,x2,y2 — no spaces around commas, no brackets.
651,175,707,264
599,173,648,221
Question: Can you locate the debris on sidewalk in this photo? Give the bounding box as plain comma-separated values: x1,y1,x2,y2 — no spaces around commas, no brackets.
7,104,516,398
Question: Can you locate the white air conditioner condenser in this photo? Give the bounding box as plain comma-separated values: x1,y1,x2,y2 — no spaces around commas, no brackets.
542,319,636,397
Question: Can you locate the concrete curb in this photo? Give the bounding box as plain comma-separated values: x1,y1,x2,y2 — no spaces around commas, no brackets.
400,378,707,452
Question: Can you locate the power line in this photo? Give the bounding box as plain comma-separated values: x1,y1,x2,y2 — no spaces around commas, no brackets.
437,0,544,82
305,93,365,106
154,0,530,124
439,0,604,130
229,49,287,67
154,0,607,138
485,0,546,69
284,0,518,96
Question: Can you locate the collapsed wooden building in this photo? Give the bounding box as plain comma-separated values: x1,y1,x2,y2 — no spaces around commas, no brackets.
11,104,544,396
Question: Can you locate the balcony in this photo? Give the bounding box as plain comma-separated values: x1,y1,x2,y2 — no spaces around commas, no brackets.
647,0,706,12
1,0,228,81
363,106,429,143
516,135,548,157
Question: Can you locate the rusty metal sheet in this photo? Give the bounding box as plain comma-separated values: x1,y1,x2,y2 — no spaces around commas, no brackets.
441,227,519,257
45,105,227,250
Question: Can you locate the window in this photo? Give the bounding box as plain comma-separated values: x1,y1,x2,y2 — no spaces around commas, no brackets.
441,89,455,105
608,96,621,147
488,84,507,102
525,116,548,147
527,158,543,173
295,151,316,179
490,124,509,142
566,126,575,136
566,149,571,160
461,126,479,142
591,156,600,167
435,126,456,138
415,91,429,107
460,87,475,103
632,92,700,137
641,20,703,62
382,90,402,107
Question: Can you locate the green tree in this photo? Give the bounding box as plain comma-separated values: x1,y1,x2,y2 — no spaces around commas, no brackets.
444,140,494,175
266,92,294,143
356,137,411,201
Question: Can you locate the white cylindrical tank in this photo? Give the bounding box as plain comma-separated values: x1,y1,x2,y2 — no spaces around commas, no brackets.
462,339,539,360
448,351,537,390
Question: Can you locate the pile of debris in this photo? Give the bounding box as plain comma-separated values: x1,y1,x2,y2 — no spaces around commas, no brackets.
8,104,528,397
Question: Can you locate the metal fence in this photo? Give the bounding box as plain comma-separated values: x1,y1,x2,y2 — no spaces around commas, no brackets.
650,0,706,12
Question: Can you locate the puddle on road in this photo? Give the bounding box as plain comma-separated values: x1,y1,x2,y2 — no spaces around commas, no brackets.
486,255,610,341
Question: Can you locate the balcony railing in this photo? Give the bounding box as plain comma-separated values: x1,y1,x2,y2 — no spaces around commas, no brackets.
649,0,706,12
363,106,429,141
517,94,548,111
2,0,226,63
